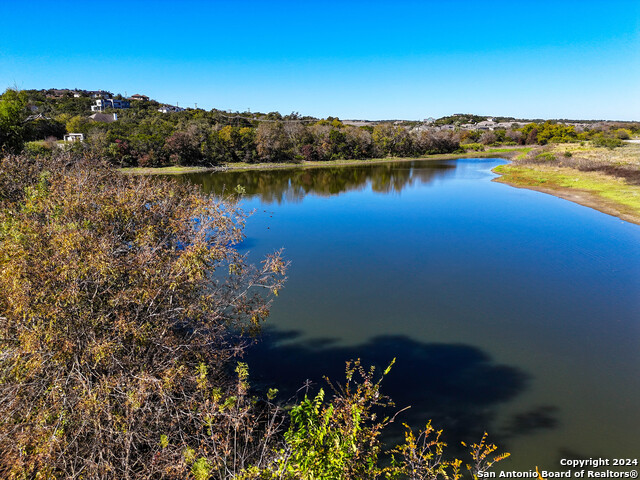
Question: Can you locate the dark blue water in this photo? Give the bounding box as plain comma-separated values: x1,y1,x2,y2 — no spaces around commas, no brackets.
182,158,640,470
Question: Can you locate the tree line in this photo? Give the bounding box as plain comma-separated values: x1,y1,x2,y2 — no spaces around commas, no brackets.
2,88,638,168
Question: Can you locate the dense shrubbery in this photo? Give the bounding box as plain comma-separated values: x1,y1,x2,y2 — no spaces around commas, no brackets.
0,152,509,479
0,153,286,478
519,122,578,145
461,143,484,152
434,114,487,126
81,119,461,167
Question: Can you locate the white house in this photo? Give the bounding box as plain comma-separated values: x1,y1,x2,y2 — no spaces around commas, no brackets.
91,98,130,112
157,105,185,113
63,133,85,142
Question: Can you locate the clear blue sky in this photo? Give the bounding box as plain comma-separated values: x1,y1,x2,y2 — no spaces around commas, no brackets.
1,0,639,120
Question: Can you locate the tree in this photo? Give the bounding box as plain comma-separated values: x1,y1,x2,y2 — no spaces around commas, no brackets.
505,129,523,144
163,125,204,165
24,117,66,141
415,130,460,155
0,153,286,479
479,131,497,145
0,88,28,153
615,128,630,140
526,127,538,145
256,122,293,162
65,114,92,134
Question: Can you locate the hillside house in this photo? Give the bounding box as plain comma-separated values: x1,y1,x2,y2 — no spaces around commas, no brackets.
158,105,185,113
91,98,130,112
475,120,498,130
89,112,118,123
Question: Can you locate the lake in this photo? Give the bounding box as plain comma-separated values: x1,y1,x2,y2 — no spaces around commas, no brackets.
180,158,640,470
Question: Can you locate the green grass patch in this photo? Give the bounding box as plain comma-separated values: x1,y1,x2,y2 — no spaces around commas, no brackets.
534,152,556,162
485,148,514,153
119,165,217,175
494,164,640,217
514,147,533,160
222,150,528,172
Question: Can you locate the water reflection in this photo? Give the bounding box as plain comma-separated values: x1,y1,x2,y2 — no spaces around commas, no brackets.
181,161,455,203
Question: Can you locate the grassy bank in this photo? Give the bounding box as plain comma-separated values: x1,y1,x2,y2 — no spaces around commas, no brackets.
493,143,640,225
120,148,529,175
119,165,218,175
121,150,525,175
217,149,526,172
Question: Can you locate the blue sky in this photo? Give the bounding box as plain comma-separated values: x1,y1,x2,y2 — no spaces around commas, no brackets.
1,0,639,120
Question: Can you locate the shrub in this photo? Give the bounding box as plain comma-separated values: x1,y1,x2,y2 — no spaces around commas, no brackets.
615,129,631,140
479,131,497,145
23,141,52,157
462,143,484,152
534,152,556,162
0,153,286,479
238,360,509,480
592,134,623,149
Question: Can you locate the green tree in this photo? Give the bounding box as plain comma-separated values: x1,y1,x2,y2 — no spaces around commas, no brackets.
0,88,28,152
65,114,92,134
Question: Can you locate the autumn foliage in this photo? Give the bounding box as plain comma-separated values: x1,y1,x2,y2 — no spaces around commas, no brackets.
0,153,286,478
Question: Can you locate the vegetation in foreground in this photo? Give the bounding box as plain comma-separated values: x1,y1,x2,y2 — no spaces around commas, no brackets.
493,143,640,224
0,153,509,479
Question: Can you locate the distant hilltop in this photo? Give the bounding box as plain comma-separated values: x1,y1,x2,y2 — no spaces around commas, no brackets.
31,88,637,124
343,113,625,130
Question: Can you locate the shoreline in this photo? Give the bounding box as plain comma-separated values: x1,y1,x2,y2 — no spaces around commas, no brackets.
119,149,523,175
120,145,639,226
492,164,640,226
219,149,521,172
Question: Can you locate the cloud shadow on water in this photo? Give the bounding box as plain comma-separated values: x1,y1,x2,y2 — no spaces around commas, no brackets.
244,328,559,451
